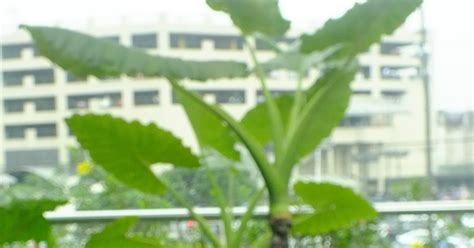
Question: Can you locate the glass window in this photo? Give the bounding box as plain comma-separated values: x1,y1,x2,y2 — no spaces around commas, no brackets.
35,124,57,137
339,116,371,127
1,43,38,59
380,66,403,80
34,97,56,111
381,66,419,80
360,66,371,79
352,90,371,96
256,90,292,103
4,99,24,113
170,33,202,49
6,149,58,169
382,90,405,102
134,90,160,105
66,72,87,83
340,114,392,127
68,93,122,109
213,90,245,104
173,90,245,104
3,71,24,86
33,69,55,84
380,41,411,55
211,35,243,50
2,69,54,86
5,126,25,139
132,33,158,49
5,124,57,138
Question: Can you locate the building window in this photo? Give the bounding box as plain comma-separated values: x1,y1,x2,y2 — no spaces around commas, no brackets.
2,69,54,86
170,33,244,50
212,90,245,104
381,90,405,102
68,93,122,109
3,97,55,112
34,97,56,111
5,126,25,139
380,66,403,80
35,124,57,137
360,66,371,79
380,41,411,55
256,90,292,103
3,71,24,86
339,116,373,127
132,33,158,49
381,66,419,80
1,43,38,59
5,124,57,139
33,69,55,84
66,72,87,83
4,99,24,113
352,90,371,96
6,149,59,170
173,90,246,104
339,114,392,127
134,90,160,105
212,35,243,50
170,33,202,49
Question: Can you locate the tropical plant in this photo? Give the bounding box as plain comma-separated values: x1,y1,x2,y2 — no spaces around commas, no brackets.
3,0,422,247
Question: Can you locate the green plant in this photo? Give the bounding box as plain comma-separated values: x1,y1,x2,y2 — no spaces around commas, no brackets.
4,0,422,247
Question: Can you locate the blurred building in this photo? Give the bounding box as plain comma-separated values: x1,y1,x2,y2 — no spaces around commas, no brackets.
0,21,434,195
432,111,474,199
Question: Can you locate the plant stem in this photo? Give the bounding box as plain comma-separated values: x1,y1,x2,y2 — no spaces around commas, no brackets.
230,187,265,248
244,37,285,164
164,181,222,248
270,218,292,248
281,69,305,170
205,165,233,246
281,60,357,184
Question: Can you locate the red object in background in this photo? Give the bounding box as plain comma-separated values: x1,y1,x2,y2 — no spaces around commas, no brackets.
186,220,195,229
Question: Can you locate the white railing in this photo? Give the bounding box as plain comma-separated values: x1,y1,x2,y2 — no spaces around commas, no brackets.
44,200,474,223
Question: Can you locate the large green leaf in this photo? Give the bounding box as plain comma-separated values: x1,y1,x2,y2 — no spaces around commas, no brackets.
206,0,290,36
241,94,292,146
86,217,161,248
292,182,377,236
66,114,200,194
291,61,358,159
300,0,422,56
174,86,240,161
22,25,248,81
241,62,357,161
261,45,341,73
0,198,66,246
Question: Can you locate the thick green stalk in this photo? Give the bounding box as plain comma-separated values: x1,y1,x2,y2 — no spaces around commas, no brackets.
164,181,222,247
168,79,285,215
230,187,265,248
280,69,305,171
205,166,233,246
244,37,285,164
280,81,332,184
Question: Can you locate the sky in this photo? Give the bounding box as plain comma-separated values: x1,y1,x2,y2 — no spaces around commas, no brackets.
1,0,473,111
